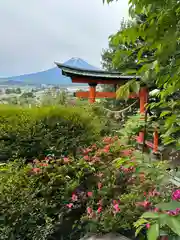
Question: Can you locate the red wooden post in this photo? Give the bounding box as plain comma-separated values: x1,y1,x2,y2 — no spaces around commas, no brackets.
138,87,148,144
153,129,158,153
89,84,96,103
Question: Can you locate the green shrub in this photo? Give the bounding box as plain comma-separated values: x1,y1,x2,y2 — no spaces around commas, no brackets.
0,105,102,162
0,158,95,240
0,137,173,240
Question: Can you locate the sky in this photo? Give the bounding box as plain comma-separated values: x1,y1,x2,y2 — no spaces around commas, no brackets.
0,0,129,77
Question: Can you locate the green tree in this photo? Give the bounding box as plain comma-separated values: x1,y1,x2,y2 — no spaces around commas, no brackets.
103,0,180,148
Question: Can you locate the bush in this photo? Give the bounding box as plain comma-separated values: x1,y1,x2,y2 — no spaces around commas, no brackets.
0,158,95,240
1,136,177,240
0,105,102,162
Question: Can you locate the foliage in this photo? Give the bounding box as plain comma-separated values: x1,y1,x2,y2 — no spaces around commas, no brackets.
103,0,180,148
135,200,180,239
0,105,102,162
0,157,96,240
78,137,172,235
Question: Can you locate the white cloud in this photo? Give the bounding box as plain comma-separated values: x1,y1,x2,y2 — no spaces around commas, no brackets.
0,0,129,76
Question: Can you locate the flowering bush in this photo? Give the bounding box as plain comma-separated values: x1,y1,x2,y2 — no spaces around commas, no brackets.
0,135,176,239
63,136,173,236
0,156,97,240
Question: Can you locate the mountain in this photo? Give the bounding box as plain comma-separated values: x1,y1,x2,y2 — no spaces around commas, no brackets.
0,58,99,86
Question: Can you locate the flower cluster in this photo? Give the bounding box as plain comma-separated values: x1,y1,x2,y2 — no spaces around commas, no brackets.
172,189,180,201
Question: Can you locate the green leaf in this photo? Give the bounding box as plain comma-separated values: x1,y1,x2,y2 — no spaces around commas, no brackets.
141,212,159,219
135,226,144,237
166,217,180,236
156,201,180,211
130,81,140,94
116,84,130,101
147,223,159,240
160,111,171,118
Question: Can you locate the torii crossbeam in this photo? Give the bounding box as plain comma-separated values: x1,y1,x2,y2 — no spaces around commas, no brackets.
55,63,158,154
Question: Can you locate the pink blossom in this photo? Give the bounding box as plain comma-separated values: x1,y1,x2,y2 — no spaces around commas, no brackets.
87,192,93,197
103,137,112,144
87,207,93,214
113,203,120,213
83,148,92,155
97,206,102,213
66,203,73,208
84,155,89,161
172,189,180,201
167,208,180,216
121,149,132,156
153,208,159,212
63,157,70,163
136,200,151,208
97,182,102,190
146,223,151,229
103,148,109,153
149,189,160,197
72,194,78,201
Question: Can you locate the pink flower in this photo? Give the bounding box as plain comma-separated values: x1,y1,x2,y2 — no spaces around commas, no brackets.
149,189,160,197
136,200,151,208
63,157,70,163
121,149,132,156
97,182,102,189
172,189,180,201
153,208,159,212
103,137,112,144
72,194,78,201
32,168,41,173
84,155,89,161
87,207,93,214
113,204,120,213
113,200,117,205
87,192,93,197
103,148,109,153
97,206,102,213
66,203,73,208
167,208,180,216
146,223,151,229
83,148,92,155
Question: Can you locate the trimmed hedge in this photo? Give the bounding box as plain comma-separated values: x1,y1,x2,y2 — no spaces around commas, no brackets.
0,105,102,162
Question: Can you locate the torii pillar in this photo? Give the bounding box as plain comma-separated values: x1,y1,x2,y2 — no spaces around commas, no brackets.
89,83,97,104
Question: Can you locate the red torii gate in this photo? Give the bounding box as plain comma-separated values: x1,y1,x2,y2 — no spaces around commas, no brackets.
56,63,158,154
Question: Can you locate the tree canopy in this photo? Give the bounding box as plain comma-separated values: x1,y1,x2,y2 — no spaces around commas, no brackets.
103,0,180,148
